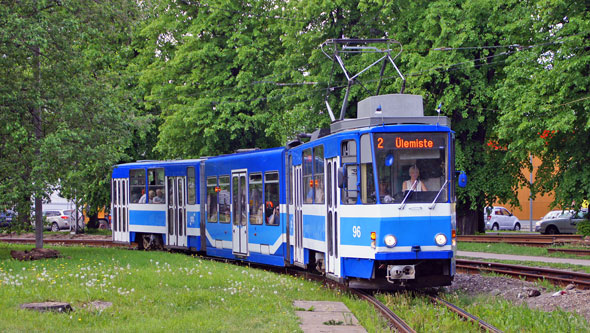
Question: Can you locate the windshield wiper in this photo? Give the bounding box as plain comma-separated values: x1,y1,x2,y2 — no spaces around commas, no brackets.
429,180,448,210
399,180,418,210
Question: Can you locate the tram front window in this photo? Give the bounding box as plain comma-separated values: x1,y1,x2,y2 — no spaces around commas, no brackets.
374,133,448,204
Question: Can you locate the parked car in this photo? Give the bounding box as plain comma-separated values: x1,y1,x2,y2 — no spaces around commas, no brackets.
541,210,564,221
536,209,589,234
0,209,16,228
484,206,521,231
42,210,75,232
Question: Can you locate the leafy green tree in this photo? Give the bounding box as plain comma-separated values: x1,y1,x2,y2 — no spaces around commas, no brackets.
495,0,590,212
0,0,142,244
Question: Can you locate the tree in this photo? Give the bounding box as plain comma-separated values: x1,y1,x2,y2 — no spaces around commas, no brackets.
495,0,590,211
0,0,142,245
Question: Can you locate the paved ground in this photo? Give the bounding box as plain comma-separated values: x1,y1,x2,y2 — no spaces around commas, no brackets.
293,300,366,333
458,251,590,266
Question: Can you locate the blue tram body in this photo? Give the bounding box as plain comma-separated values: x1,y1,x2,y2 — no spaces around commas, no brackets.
111,94,460,289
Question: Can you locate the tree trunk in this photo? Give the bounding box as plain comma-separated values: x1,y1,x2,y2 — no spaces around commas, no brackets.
457,205,485,235
33,42,43,249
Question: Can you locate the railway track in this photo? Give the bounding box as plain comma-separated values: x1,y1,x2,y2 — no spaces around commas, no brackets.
0,237,132,247
547,248,590,256
427,294,502,333
457,259,590,289
458,234,584,246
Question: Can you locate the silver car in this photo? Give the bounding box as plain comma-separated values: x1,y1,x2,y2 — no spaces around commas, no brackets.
43,210,73,232
536,209,589,234
484,206,521,231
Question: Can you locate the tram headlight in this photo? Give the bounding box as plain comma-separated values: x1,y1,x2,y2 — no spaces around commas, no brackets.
384,235,397,248
435,233,447,246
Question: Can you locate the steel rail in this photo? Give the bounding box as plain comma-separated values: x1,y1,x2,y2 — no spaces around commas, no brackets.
428,295,502,333
0,237,131,247
457,259,590,289
547,248,590,256
351,289,415,333
458,234,584,247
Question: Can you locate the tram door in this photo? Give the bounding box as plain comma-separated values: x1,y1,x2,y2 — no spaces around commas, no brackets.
167,177,187,247
112,178,129,243
326,157,339,274
231,171,248,255
293,165,304,266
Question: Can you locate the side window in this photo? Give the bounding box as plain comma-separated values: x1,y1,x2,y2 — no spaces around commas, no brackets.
207,177,218,222
147,168,165,204
314,146,325,204
360,134,376,204
249,173,263,225
218,175,231,223
341,140,358,204
303,149,313,204
265,171,280,225
288,155,293,205
187,167,196,204
130,169,146,203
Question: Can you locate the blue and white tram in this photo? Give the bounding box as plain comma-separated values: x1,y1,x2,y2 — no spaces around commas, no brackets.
288,94,459,288
111,159,204,250
110,94,464,289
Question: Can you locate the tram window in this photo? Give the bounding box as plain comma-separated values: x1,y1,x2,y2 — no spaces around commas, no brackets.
249,173,263,225
129,169,146,203
187,167,196,204
147,168,165,204
207,176,218,222
303,149,314,204
314,146,325,204
218,175,231,223
288,155,293,205
265,171,280,225
341,140,358,204
360,134,376,204
374,133,448,204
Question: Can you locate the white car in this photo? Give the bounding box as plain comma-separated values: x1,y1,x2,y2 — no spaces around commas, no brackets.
484,206,521,231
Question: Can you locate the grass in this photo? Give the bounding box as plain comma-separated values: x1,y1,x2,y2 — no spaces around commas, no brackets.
378,291,589,332
0,244,387,332
458,242,590,260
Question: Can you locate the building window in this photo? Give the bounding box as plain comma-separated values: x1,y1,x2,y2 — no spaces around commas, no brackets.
218,175,231,223
187,167,196,204
130,169,146,203
265,172,280,225
249,173,263,225
207,177,218,222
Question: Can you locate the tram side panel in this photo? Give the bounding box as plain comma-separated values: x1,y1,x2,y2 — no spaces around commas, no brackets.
203,148,287,266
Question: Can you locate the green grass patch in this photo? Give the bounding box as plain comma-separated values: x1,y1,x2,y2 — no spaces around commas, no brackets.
459,242,590,260
446,293,589,332
379,291,589,332
379,291,481,331
0,244,387,332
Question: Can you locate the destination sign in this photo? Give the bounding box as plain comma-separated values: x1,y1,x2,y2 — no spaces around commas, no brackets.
376,136,436,149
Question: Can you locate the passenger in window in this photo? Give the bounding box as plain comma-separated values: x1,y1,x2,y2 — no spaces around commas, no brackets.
153,189,164,203
315,178,325,203
379,182,393,203
138,189,147,203
306,183,314,203
266,202,280,225
402,165,428,192
148,190,156,203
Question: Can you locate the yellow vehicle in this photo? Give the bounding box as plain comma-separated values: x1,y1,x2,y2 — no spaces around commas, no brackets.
83,207,110,229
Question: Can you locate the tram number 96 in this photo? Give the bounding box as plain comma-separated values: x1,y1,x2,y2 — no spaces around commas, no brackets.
352,226,361,238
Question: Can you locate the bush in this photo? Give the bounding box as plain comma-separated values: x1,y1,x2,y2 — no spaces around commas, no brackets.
577,220,590,237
